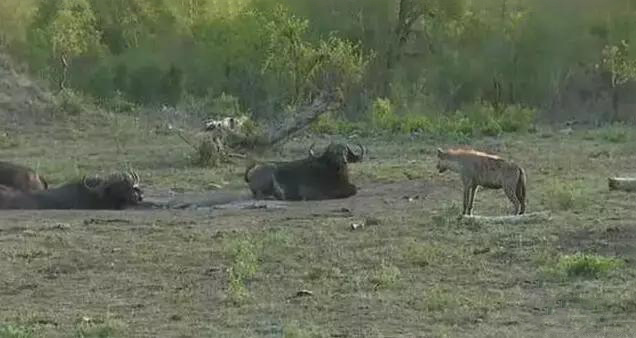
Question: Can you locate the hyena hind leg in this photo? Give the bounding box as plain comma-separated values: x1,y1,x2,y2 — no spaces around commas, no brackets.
516,178,526,215
503,185,521,215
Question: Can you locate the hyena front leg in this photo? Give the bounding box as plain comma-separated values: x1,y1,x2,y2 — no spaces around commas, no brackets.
462,184,475,215
461,178,476,215
467,185,478,215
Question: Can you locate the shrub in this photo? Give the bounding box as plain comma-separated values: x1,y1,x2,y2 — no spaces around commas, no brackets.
369,261,401,290
598,123,630,143
543,180,583,211
555,253,623,279
226,236,261,304
370,98,401,132
55,88,95,116
0,325,34,338
498,105,536,133
191,136,226,168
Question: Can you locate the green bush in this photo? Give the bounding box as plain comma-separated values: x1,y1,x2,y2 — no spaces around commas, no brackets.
543,180,584,211
598,123,630,143
128,64,163,105
367,98,432,134
498,105,536,133
370,98,400,131
555,253,623,279
55,88,96,116
0,325,33,338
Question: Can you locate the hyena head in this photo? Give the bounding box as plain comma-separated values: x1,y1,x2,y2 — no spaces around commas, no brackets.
436,148,452,173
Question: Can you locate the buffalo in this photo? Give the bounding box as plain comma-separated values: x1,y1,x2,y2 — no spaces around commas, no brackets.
244,142,365,201
0,171,143,210
0,161,48,192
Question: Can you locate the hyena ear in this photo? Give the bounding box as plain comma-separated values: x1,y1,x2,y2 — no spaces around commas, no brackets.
436,148,444,157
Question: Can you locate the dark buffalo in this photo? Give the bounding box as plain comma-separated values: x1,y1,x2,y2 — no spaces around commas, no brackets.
0,171,143,210
0,161,48,192
244,142,365,201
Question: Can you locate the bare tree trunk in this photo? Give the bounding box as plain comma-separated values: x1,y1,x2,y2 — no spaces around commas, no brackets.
58,53,68,92
382,0,425,97
611,87,620,122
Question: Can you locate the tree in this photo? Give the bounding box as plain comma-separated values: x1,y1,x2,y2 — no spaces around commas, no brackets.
382,0,464,96
600,40,636,121
40,0,100,90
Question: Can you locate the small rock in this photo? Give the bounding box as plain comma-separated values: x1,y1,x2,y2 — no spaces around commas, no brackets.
22,230,37,237
472,247,491,255
204,267,221,275
350,223,364,230
294,290,313,297
52,223,70,230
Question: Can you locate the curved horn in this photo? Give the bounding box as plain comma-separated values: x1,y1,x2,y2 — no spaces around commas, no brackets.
127,170,140,185
308,143,317,158
347,143,365,162
356,143,365,161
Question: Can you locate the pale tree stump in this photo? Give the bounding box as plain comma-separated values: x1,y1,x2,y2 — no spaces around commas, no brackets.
608,177,636,192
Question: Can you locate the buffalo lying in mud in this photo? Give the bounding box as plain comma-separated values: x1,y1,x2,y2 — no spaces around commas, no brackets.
0,171,143,210
244,142,365,201
0,161,48,192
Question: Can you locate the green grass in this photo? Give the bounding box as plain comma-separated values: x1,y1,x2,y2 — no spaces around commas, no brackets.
225,235,261,304
369,261,401,290
0,325,34,338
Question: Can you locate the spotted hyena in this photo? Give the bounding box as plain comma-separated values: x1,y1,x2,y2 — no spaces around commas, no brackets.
436,148,527,215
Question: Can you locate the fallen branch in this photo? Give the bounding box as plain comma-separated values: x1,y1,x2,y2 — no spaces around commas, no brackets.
461,211,552,225
608,177,636,192
227,152,246,159
264,91,341,147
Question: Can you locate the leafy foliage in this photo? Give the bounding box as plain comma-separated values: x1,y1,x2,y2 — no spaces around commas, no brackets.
3,0,636,130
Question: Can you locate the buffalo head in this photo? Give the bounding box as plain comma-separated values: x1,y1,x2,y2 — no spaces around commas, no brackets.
308,142,365,172
82,170,143,209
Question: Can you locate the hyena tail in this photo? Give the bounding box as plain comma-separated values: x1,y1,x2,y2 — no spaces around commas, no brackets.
516,167,527,214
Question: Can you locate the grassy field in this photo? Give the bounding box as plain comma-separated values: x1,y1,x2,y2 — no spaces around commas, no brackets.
1,116,636,337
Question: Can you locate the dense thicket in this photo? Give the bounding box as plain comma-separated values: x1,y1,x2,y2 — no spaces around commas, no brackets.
2,0,636,129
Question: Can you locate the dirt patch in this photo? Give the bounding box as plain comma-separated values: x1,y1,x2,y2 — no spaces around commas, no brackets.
558,223,636,259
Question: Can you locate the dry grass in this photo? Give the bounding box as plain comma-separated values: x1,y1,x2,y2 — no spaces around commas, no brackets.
1,119,636,337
